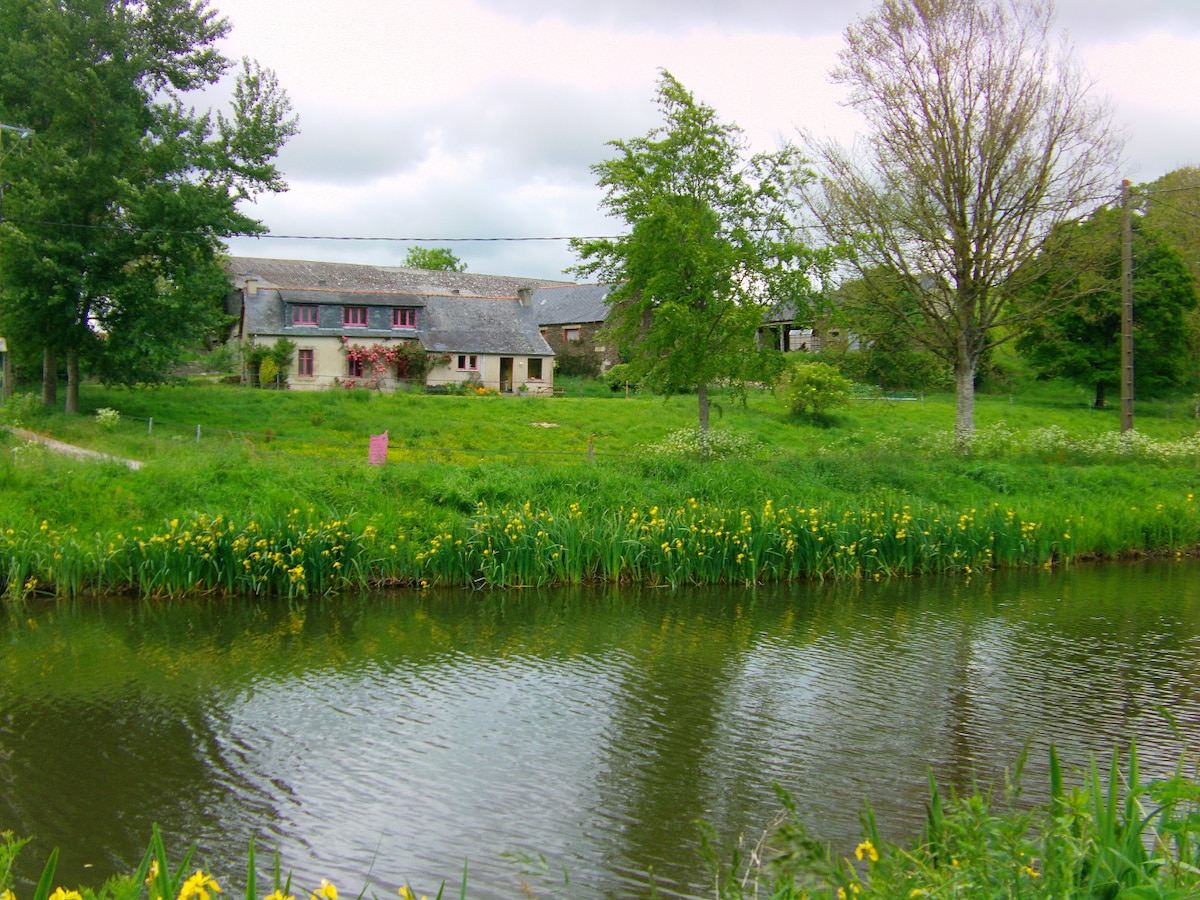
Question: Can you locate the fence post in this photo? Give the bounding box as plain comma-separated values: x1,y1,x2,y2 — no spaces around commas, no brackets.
195,425,201,443
148,417,153,435
588,434,594,463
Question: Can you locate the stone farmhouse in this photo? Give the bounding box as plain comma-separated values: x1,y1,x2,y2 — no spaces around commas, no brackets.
531,282,620,373
226,257,564,393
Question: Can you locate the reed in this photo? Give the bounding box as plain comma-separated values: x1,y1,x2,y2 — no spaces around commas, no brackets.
709,742,1200,899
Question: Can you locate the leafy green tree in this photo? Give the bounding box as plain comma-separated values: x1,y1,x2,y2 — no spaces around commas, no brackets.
0,0,297,412
1143,168,1200,286
403,246,467,272
808,0,1121,450
572,72,825,432
825,270,951,390
1016,208,1198,407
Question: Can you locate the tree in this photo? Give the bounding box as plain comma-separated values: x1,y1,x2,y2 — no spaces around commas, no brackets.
572,72,825,432
1143,168,1200,286
0,0,297,412
807,0,1121,449
1016,208,1197,407
403,246,467,272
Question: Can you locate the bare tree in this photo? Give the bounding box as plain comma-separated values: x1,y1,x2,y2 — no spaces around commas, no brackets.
807,0,1122,449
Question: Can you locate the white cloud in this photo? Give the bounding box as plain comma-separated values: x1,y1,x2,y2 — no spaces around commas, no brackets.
214,0,1200,279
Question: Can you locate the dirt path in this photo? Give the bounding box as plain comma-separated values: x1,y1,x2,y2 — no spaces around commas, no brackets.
3,426,144,470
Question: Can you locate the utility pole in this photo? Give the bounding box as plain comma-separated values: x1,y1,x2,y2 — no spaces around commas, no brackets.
0,122,35,401
1120,179,1134,433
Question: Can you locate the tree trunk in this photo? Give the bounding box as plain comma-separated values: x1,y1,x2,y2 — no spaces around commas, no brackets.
1094,382,1107,409
65,347,80,414
698,383,710,434
42,346,56,407
953,351,976,454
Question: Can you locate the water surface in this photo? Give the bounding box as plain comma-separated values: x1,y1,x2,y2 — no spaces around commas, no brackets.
3,563,1199,898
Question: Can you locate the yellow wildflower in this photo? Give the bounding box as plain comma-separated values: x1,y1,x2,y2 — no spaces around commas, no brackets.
264,892,295,900
49,890,83,900
855,840,879,862
177,871,221,900
311,881,337,900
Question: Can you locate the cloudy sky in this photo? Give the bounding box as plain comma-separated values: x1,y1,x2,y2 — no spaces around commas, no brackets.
214,0,1200,281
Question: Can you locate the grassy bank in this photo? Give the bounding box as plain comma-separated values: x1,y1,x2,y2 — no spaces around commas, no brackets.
2,379,1199,596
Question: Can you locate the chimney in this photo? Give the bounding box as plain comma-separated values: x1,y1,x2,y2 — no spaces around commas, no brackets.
517,286,532,307
244,277,258,296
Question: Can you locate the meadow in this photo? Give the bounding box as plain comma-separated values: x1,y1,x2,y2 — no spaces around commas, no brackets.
1,376,1199,597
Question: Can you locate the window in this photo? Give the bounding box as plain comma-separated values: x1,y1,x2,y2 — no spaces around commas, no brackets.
343,306,368,327
392,307,417,329
539,327,548,339
293,305,319,326
456,354,478,371
348,357,364,378
528,358,543,380
563,327,581,342
298,349,314,377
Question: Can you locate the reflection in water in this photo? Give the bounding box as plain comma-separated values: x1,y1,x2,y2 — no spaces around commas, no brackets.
2,563,1200,898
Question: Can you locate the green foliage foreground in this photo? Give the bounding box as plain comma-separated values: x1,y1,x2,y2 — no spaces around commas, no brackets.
5,743,1200,899
709,741,1200,900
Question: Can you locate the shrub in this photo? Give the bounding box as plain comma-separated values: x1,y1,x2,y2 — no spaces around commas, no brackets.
0,392,45,428
778,361,852,418
603,363,639,392
258,356,279,388
95,407,121,430
642,427,762,461
554,347,601,378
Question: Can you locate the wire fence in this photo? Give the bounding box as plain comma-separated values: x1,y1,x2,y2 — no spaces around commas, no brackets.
115,413,614,465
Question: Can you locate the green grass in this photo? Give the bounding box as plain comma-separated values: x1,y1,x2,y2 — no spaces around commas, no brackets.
2,378,1199,596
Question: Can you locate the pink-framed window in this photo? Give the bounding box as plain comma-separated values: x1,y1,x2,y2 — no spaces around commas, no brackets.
527,358,543,380
348,357,364,378
392,307,417,329
293,305,319,326
456,354,478,371
298,349,314,377
343,306,368,327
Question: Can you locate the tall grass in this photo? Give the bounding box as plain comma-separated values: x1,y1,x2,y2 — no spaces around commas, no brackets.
7,490,1200,597
709,741,1200,899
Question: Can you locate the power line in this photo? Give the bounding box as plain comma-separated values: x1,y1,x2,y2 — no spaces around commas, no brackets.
1141,196,1200,222
1,216,622,242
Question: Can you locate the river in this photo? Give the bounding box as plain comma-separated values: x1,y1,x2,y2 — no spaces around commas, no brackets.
2,562,1199,898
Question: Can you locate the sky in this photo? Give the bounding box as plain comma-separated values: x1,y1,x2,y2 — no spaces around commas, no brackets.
213,0,1200,281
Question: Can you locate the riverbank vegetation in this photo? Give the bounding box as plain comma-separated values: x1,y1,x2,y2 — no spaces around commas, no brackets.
2,378,1199,597
710,743,1200,899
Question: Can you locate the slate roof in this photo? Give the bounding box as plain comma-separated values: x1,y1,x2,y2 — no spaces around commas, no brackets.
420,295,549,355
226,256,569,297
232,257,553,357
532,282,615,325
